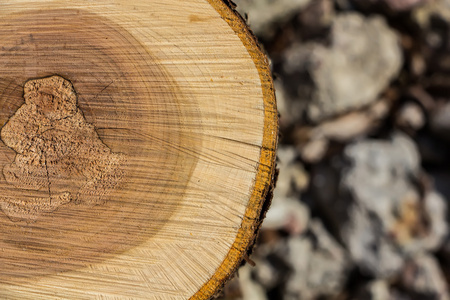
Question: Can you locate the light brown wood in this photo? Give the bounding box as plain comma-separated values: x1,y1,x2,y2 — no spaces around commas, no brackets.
0,1,277,299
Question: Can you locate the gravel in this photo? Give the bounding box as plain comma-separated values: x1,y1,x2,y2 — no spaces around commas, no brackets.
219,0,450,299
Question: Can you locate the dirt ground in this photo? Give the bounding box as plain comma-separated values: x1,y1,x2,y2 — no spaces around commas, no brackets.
218,1,450,299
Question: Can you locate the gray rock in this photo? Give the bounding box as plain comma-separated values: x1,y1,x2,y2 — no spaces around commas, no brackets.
295,97,391,163
400,254,450,300
294,98,391,163
419,192,448,252
342,204,405,277
233,0,312,38
263,196,310,235
309,13,402,122
284,220,350,299
312,133,448,277
342,134,420,225
344,135,447,267
283,13,402,122
414,0,450,31
314,99,391,142
299,137,329,163
239,264,268,300
396,102,426,131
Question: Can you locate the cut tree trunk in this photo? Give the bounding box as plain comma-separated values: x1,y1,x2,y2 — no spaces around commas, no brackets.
0,1,278,299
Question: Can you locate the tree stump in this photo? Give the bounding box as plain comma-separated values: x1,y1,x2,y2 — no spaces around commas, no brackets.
0,1,277,299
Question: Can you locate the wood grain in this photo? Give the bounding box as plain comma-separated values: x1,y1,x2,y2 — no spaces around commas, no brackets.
0,1,278,299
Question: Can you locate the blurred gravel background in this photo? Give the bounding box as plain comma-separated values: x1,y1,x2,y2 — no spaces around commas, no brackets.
218,0,450,299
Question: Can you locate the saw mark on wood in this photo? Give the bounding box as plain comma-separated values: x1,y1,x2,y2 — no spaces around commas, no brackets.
0,75,126,222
